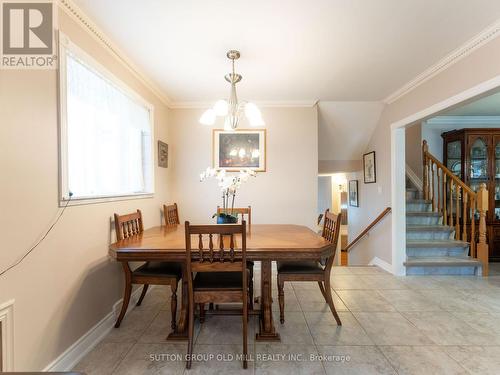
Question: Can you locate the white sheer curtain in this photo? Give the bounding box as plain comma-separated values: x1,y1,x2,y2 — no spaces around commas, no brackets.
66,52,152,198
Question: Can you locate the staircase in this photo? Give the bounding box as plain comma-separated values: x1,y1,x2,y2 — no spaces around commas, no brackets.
404,186,483,275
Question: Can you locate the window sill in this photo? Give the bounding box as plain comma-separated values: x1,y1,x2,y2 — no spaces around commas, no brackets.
59,193,154,207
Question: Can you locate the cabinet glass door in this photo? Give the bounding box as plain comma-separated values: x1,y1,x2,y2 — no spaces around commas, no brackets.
495,141,500,220
447,140,462,178
469,137,488,193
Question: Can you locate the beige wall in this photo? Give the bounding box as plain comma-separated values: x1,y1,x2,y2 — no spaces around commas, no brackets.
0,9,172,370
350,36,500,266
169,107,318,229
405,122,422,177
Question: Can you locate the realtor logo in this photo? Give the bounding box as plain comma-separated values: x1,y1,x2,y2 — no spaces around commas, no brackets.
1,0,57,69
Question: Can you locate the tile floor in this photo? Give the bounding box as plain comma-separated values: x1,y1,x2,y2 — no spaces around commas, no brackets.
74,265,500,374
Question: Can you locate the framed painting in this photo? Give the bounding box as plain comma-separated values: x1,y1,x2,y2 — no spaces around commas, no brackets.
213,129,266,172
158,140,168,168
348,180,359,207
363,151,376,183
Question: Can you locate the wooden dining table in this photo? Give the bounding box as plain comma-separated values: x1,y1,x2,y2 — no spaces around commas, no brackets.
109,223,333,341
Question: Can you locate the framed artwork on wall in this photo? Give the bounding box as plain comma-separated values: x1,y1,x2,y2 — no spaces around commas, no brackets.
349,180,359,207
213,129,266,172
363,151,376,183
158,140,168,168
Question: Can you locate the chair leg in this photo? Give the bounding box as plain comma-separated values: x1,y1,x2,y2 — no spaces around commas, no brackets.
186,296,194,369
115,275,132,328
170,281,178,330
324,277,342,326
199,303,206,323
242,293,248,369
136,284,149,306
248,262,254,309
277,278,285,324
317,281,327,300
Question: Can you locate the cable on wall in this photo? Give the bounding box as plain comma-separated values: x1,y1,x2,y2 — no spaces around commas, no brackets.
0,192,73,277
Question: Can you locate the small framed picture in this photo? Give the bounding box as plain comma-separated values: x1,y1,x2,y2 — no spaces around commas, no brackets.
213,129,266,172
158,141,168,168
363,151,376,183
349,180,359,207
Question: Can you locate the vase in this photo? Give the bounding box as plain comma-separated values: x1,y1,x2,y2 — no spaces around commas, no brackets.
217,213,238,224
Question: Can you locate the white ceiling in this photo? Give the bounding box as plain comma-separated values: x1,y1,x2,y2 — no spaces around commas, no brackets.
442,91,500,116
318,102,384,161
73,0,500,103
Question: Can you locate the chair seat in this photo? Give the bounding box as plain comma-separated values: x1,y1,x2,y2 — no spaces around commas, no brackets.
277,261,324,274
133,261,182,278
194,271,246,291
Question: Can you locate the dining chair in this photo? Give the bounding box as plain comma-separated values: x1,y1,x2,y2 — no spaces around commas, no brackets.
163,203,180,226
184,221,249,369
216,205,254,307
277,209,342,326
113,209,182,329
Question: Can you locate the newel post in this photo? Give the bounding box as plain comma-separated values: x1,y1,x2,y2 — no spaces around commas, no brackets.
422,140,429,200
477,183,489,276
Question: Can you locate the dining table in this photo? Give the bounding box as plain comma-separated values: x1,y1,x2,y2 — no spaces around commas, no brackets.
108,223,333,341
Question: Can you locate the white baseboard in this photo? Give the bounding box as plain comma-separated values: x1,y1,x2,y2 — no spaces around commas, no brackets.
369,256,394,274
44,287,143,371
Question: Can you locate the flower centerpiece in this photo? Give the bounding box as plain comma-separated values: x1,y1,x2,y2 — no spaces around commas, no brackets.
199,167,256,223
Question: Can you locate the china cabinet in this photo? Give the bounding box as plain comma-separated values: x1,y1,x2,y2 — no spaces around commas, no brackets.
442,129,500,260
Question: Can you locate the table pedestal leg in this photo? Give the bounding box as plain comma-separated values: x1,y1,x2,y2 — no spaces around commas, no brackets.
256,260,280,341
167,265,188,340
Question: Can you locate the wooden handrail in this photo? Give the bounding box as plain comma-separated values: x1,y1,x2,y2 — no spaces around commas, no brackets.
422,140,489,276
344,207,391,252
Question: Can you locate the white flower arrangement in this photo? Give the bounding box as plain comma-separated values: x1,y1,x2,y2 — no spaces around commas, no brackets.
199,167,256,219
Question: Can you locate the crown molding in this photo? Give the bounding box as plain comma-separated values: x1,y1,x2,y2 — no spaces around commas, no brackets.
427,115,500,125
57,0,172,107
170,100,318,109
384,19,500,105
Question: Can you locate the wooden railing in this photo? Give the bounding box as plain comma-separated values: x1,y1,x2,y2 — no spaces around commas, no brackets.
344,207,392,252
422,140,489,276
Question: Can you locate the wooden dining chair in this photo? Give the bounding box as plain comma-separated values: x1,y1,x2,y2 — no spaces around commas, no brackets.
184,221,249,369
114,209,182,329
216,205,254,306
277,209,342,326
163,203,180,226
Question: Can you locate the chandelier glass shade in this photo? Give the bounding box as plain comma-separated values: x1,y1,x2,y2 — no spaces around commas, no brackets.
200,50,264,130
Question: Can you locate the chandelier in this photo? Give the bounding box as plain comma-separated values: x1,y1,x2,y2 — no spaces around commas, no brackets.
199,50,264,130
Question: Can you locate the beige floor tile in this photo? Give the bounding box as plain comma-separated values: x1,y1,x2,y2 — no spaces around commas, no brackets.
104,309,159,343
330,275,370,290
299,290,348,312
459,289,500,312
376,289,442,312
336,290,395,312
138,310,201,344
73,342,134,375
306,311,373,345
272,288,302,312
380,346,467,375
452,312,500,339
346,266,387,275
396,276,445,290
418,289,491,312
112,343,186,374
273,311,314,344
255,343,326,375
445,346,500,375
357,275,408,290
187,344,254,374
196,315,256,345
331,266,353,275
431,276,489,290
353,312,433,345
403,311,500,345
317,345,396,375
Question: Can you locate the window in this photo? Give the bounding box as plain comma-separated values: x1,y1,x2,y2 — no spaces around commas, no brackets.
59,34,154,204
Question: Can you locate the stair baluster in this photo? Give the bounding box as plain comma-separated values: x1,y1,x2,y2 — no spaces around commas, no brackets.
421,140,489,276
